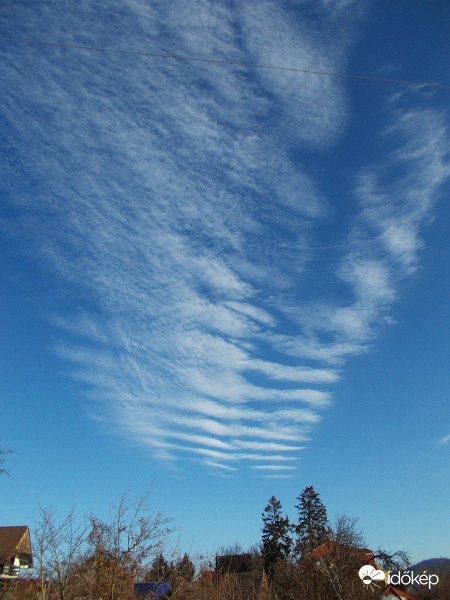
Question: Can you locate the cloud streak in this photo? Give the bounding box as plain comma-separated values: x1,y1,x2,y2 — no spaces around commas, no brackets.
1,0,448,473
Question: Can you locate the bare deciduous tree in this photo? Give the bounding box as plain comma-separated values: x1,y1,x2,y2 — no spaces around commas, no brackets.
34,504,87,600
295,513,381,600
333,513,366,548
78,493,172,600
373,548,411,571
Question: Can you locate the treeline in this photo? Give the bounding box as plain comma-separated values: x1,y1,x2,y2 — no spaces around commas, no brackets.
2,494,199,600
258,487,447,600
1,486,446,600
259,487,407,600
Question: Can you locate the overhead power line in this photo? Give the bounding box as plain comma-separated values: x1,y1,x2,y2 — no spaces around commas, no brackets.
1,36,449,90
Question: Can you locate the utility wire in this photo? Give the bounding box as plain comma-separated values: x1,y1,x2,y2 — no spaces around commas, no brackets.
1,37,449,90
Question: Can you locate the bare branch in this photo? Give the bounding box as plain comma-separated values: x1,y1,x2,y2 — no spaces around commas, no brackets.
0,443,12,476
373,548,411,571
34,504,88,600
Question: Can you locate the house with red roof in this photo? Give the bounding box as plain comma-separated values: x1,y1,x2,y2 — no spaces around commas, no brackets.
381,584,421,599
308,541,376,565
0,526,33,580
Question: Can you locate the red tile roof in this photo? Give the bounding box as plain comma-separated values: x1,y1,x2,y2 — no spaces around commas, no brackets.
308,541,375,563
382,585,421,599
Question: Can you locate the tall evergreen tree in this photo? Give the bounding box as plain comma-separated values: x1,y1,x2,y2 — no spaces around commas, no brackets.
144,553,171,581
173,553,195,584
294,486,330,557
261,496,292,574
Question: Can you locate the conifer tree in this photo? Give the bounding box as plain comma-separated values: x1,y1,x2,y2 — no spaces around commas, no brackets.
261,496,292,574
173,553,195,585
144,553,171,581
294,486,330,557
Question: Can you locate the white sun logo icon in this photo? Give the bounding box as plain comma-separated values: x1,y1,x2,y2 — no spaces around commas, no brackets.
359,565,386,586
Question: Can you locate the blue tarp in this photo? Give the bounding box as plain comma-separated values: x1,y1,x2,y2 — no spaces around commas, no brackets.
134,582,172,599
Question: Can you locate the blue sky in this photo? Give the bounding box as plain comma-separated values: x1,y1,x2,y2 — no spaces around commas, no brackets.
0,0,449,565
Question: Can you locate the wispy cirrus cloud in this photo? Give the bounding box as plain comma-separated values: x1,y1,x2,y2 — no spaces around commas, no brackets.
273,106,449,368
204,461,237,472
1,0,448,475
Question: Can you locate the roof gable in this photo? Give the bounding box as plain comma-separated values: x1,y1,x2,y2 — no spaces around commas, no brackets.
383,585,421,600
216,553,254,573
0,526,33,567
308,541,374,562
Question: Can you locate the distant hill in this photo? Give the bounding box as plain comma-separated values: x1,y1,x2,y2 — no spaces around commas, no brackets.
413,557,450,571
406,558,450,599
